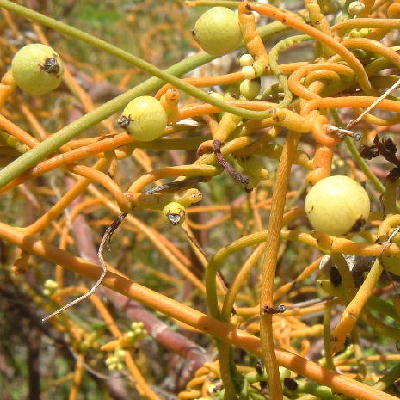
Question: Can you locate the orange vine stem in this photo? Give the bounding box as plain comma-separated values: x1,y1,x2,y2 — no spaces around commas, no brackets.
260,131,300,400
0,222,396,400
249,2,374,94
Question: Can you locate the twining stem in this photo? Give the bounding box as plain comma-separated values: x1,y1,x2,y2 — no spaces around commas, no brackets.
268,35,312,107
323,299,337,370
69,353,84,400
260,131,300,400
217,244,267,399
0,0,287,188
332,258,384,353
0,55,208,189
1,223,395,400
329,99,392,194
0,0,276,119
250,2,374,95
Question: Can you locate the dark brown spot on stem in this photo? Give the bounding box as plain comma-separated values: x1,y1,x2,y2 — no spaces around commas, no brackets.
262,304,286,314
213,139,250,185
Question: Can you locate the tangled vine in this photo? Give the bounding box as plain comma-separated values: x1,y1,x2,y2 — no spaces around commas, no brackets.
1,0,400,399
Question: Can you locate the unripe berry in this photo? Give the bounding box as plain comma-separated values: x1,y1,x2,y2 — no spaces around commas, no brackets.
239,78,261,100
44,279,58,290
239,53,254,67
241,65,256,79
208,90,224,102
11,44,64,95
115,349,126,358
118,96,167,141
131,321,144,331
193,7,242,56
105,356,117,365
43,279,58,296
305,175,370,236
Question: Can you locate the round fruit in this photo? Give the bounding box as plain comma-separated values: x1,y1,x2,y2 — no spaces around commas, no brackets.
240,78,261,100
118,96,167,141
241,66,256,79
239,53,254,67
11,44,64,95
305,175,370,236
193,7,242,56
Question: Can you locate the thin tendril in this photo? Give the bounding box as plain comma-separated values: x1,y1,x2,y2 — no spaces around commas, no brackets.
42,212,127,322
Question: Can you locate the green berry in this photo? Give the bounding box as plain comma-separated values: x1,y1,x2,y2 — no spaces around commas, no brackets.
43,279,58,296
115,349,126,358
11,44,64,95
239,79,261,100
44,279,58,290
242,65,256,79
126,331,135,340
239,53,254,67
106,356,117,365
131,322,144,330
118,96,167,141
305,175,370,236
193,7,242,56
208,90,224,102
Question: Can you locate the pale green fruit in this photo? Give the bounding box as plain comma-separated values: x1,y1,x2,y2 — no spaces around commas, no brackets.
381,255,400,276
193,7,242,56
305,175,370,236
239,53,254,67
241,65,256,79
11,44,64,95
239,79,261,100
119,96,167,142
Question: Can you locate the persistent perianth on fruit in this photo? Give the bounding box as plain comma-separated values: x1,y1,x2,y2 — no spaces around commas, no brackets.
11,43,64,95
162,201,186,225
305,175,371,236
192,7,243,56
118,96,167,142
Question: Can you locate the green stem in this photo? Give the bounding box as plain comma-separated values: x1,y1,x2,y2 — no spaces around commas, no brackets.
0,130,29,153
219,244,266,400
268,34,312,107
205,233,268,400
218,341,239,399
330,252,355,302
0,0,287,188
383,181,398,214
374,362,400,391
285,380,340,399
330,109,384,193
367,296,400,323
206,231,268,319
0,0,277,120
323,299,336,370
